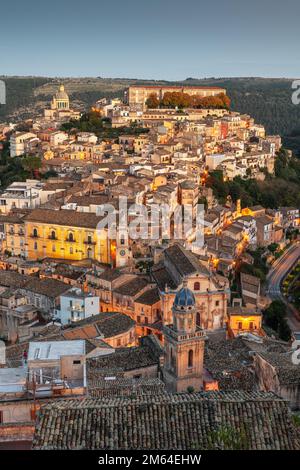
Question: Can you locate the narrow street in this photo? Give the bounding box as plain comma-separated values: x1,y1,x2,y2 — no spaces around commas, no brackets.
266,242,300,331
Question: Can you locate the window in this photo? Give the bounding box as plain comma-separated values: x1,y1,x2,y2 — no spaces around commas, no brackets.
34,348,40,359
87,235,92,244
215,300,220,307
34,242,38,250
194,282,200,291
238,321,243,330
196,312,201,326
70,247,73,254
188,349,193,368
33,228,38,237
52,244,56,252
0,410,3,424
73,360,81,365
50,230,56,240
68,232,74,242
249,322,254,330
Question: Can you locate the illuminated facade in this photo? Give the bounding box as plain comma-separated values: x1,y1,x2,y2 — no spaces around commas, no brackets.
23,209,111,264
227,306,265,338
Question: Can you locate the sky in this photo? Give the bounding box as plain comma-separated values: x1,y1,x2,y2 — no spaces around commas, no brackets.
1,0,300,80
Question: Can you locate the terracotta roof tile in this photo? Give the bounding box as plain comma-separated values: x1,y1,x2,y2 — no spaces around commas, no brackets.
32,391,300,450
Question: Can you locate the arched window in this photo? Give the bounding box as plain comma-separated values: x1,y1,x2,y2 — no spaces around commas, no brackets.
194,282,200,291
68,232,74,242
33,228,38,238
51,230,56,240
188,349,193,368
196,312,201,327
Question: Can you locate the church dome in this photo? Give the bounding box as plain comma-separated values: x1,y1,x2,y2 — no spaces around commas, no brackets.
174,286,195,308
56,84,69,99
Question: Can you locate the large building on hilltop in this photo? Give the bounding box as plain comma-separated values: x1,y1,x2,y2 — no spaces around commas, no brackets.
126,84,226,110
44,84,80,122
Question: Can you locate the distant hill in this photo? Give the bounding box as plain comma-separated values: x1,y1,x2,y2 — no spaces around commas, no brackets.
1,76,300,153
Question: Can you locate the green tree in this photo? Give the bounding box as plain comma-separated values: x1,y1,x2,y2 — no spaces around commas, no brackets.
195,425,249,450
268,243,279,254
263,300,291,341
22,155,42,177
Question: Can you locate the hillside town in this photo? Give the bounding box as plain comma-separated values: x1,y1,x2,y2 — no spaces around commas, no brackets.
0,83,300,450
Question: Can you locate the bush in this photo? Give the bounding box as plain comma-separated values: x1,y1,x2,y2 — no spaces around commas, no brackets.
263,300,291,341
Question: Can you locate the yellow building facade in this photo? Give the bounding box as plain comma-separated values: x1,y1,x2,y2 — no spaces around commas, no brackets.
227,307,264,338
24,209,111,264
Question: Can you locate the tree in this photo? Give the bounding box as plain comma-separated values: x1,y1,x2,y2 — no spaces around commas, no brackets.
145,93,159,109
22,155,42,177
196,425,249,450
263,300,292,341
42,169,58,179
161,92,191,108
268,243,279,254
278,319,292,342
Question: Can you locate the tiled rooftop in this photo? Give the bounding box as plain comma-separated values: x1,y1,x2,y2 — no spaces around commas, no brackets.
32,391,300,450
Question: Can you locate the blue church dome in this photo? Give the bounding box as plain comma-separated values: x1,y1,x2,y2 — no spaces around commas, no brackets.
174,286,195,308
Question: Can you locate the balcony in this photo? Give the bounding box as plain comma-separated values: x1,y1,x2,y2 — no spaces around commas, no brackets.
164,324,206,342
83,240,96,245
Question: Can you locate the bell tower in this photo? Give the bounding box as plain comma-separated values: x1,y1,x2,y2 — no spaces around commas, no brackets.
163,280,206,393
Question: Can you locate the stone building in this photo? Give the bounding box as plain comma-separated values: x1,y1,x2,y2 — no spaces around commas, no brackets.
163,284,206,392
254,346,300,410
86,335,163,381
44,84,80,122
152,243,229,330
127,85,226,110
24,208,112,264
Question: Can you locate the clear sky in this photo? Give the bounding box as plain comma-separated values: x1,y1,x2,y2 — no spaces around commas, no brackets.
1,0,299,79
